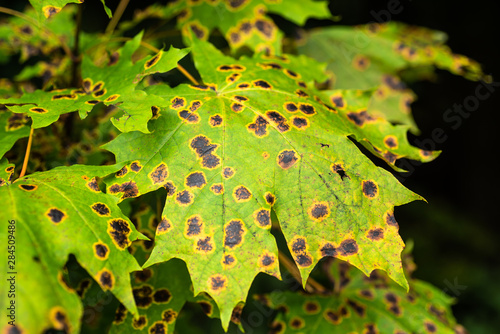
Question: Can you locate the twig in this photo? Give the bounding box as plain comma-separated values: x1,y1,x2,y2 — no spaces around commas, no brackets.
177,64,199,85
19,127,34,178
278,251,327,293
71,4,83,87
105,0,130,36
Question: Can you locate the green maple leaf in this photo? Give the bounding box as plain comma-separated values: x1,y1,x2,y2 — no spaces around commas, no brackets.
265,259,464,334
0,164,147,333
101,36,430,328
298,22,484,133
29,0,111,22
1,32,189,131
130,0,330,54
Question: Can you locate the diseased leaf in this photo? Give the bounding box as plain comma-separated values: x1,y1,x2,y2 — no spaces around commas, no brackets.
266,259,464,334
0,164,147,333
102,37,428,328
1,32,189,131
0,111,31,157
298,22,483,132
130,0,330,54
28,0,112,21
0,157,15,186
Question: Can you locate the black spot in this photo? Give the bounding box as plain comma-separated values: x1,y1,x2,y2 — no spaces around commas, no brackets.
157,218,172,234
52,94,77,100
113,304,127,324
190,23,206,39
248,115,269,137
266,111,289,132
299,103,316,115
347,110,374,126
211,183,224,194
234,186,251,201
237,83,250,89
339,239,358,256
186,172,206,188
176,190,193,206
270,321,285,333
292,238,306,253
261,62,282,70
255,209,271,227
99,270,114,290
383,151,398,164
298,81,307,88
179,109,199,123
202,153,221,169
265,193,275,206
360,290,374,299
331,96,345,108
388,304,402,316
223,254,235,266
19,184,37,191
190,101,202,112
218,65,233,71
130,161,142,172
93,89,106,98
230,31,241,44
254,19,274,39
171,97,186,109
260,254,274,267
199,301,213,315
325,310,340,324
149,322,166,334
94,243,109,259
115,166,128,177
186,215,203,237
162,309,177,323
151,106,160,118
364,324,378,334
295,89,309,98
197,236,213,253
284,102,298,112
153,289,171,303
231,102,244,113
383,75,406,90
92,203,110,216
284,69,299,78
108,219,131,249
231,305,243,324
347,299,365,317
191,135,216,156
367,228,384,241
210,115,223,126
296,253,313,267
86,100,100,105
47,208,66,224
277,150,299,169
30,107,48,114
135,269,153,283
53,309,70,332
362,180,378,198
384,292,398,304
145,54,160,69
240,21,252,33
304,302,319,313
253,80,272,89
224,220,245,248
210,275,227,290
384,136,398,148
320,243,337,257
132,315,147,329
228,0,248,9
309,203,329,220
234,95,248,102
163,181,176,196
290,317,304,329
133,285,153,308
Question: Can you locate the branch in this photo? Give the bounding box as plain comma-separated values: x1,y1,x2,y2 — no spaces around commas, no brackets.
105,0,130,36
19,127,34,178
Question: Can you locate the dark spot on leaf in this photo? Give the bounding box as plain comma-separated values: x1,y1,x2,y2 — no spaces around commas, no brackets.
248,115,269,137
149,322,166,334
330,95,345,108
298,103,316,115
388,304,402,316
234,185,252,202
254,209,271,228
223,167,235,179
52,94,77,100
260,62,282,70
254,19,274,39
196,236,214,253
229,31,241,44
324,310,340,324
339,239,358,256
113,304,127,324
30,107,48,114
383,151,398,164
347,299,365,317
331,163,349,180
290,317,304,329
157,217,172,235
105,94,119,102
385,212,398,228
298,81,307,88
260,253,275,267
186,172,206,188
347,110,375,126
277,150,299,169
360,289,374,299
295,89,309,98
109,181,139,199
145,53,161,69
43,5,60,18
86,100,100,105
383,75,406,90
6,113,29,131
87,178,100,192
218,65,233,71
189,22,206,39
292,238,306,253
94,243,109,259
150,106,160,119
234,95,248,102
224,220,245,248
364,324,378,334
162,309,177,323
210,115,223,127
231,102,244,113
190,100,202,111
284,102,298,113
163,181,176,196
211,183,223,194
107,218,131,249
284,69,299,78
231,305,243,324
199,301,213,315
296,253,313,267
228,0,249,9
115,166,128,177
19,184,37,191
223,254,235,266
186,215,203,237
367,228,384,241
237,83,250,89
153,289,171,303
98,269,114,290
133,285,153,308
304,302,320,314
209,274,227,291
362,180,378,198
132,316,147,329
46,208,66,224
253,80,272,89
265,192,275,206
308,202,330,221
135,269,153,283
130,161,142,172
51,308,69,332
179,109,200,123
266,111,289,132
320,243,337,257
176,190,193,206
270,321,285,333
201,153,220,169
171,97,186,109
385,292,398,304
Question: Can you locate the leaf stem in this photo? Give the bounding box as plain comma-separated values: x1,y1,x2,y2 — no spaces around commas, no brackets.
19,127,34,178
278,251,327,293
105,0,130,36
177,64,199,85
71,4,83,87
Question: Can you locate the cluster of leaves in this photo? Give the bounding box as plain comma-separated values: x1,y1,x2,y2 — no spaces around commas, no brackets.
0,1,483,333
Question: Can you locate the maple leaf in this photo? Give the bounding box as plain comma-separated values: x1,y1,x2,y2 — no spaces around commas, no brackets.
101,35,429,328
28,0,111,22
0,164,147,333
0,32,189,131
265,258,465,334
